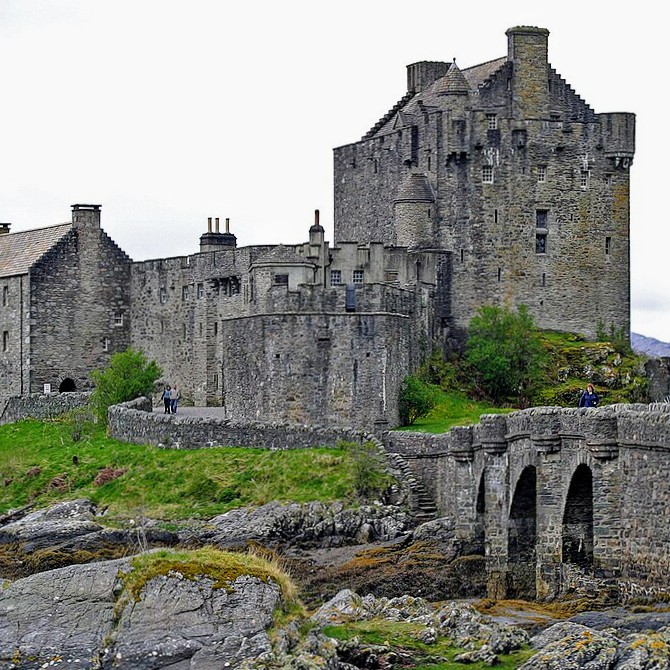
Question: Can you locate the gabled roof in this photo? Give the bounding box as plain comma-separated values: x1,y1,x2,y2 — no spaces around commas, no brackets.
251,244,316,268
0,223,72,279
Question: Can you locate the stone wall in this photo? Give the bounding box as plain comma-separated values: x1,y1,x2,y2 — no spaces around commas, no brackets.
0,392,91,425
384,404,670,597
0,275,27,409
107,397,370,450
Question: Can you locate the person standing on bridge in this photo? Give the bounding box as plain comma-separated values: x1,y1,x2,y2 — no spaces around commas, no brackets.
578,383,600,408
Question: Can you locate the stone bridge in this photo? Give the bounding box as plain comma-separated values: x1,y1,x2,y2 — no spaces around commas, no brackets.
385,404,670,600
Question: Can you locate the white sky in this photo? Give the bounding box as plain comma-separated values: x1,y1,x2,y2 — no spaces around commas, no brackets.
1,1,667,341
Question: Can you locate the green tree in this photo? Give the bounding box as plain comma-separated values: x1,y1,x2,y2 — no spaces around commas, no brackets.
90,348,162,424
398,375,439,425
465,304,545,405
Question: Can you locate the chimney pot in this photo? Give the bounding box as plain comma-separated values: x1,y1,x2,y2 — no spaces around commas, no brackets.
225,218,230,234
207,217,212,233
215,217,220,233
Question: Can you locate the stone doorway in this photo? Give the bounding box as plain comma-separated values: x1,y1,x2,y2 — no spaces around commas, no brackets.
59,378,77,392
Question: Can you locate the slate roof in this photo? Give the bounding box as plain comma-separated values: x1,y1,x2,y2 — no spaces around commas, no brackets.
0,223,72,278
395,172,436,203
369,56,508,138
251,244,317,267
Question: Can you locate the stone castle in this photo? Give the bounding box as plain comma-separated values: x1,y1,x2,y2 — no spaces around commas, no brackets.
0,27,635,428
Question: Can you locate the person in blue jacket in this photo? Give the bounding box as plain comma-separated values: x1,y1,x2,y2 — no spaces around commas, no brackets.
578,383,600,407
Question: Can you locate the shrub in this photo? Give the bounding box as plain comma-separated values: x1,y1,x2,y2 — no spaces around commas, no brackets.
465,304,545,405
398,375,439,425
90,348,162,424
347,441,394,501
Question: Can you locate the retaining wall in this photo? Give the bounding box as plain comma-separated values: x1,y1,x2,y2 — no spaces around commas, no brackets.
0,392,91,425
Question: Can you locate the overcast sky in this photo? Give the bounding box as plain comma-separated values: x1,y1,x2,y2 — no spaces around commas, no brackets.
1,1,667,341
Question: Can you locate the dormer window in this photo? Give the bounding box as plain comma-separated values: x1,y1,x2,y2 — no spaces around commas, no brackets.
486,113,497,130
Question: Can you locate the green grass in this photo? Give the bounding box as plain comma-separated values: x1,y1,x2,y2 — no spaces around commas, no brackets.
395,390,514,434
323,620,536,668
0,418,358,520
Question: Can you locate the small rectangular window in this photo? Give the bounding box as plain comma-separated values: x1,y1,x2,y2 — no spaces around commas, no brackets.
497,268,502,282
580,170,589,189
536,210,548,228
482,165,494,183
197,283,204,298
114,311,124,327
494,209,499,224
330,270,342,286
102,337,109,352
2,286,7,307
605,174,613,186
273,274,289,286
536,233,547,254
486,113,497,130
353,269,364,284
214,321,218,336
605,237,612,255
159,287,167,304
538,166,546,183
182,286,189,301
2,331,8,352
542,272,546,287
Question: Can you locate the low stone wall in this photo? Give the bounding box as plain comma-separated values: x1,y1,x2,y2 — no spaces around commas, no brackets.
0,392,91,425
107,397,370,449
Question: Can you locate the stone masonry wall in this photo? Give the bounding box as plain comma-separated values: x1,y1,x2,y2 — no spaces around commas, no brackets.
108,397,370,450
0,275,27,410
0,392,91,425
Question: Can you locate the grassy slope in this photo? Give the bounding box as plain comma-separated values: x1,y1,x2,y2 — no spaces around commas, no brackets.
395,390,513,434
0,418,356,520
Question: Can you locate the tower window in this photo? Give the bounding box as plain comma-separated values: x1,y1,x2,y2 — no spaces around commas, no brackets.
605,174,613,186
538,165,547,183
460,249,465,263
482,165,494,183
542,273,546,287
486,113,497,130
580,170,589,189
273,274,289,286
102,337,109,352
494,209,499,224
330,270,342,285
497,268,502,282
2,286,7,307
197,282,205,298
605,237,612,255
114,311,124,327
159,287,167,304
536,210,548,228
536,234,547,254
182,286,189,301
2,330,8,352
353,270,364,284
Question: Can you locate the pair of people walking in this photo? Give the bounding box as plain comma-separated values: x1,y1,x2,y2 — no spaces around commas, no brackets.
162,384,181,414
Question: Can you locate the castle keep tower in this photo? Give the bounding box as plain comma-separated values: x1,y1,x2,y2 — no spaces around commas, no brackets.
333,26,635,340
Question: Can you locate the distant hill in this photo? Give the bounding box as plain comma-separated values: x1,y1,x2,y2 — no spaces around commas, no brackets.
632,332,670,358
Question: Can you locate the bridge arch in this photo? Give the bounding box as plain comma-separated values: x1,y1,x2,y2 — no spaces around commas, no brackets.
562,463,594,569
507,465,537,599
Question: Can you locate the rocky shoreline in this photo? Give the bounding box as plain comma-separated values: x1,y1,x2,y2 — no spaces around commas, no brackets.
1,499,669,669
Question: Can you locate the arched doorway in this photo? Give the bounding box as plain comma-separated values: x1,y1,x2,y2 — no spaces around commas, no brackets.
507,465,537,599
562,464,594,569
59,378,77,392
473,472,486,554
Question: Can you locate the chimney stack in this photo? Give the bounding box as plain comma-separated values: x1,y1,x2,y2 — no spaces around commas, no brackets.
71,204,101,229
0,223,10,235
199,216,237,252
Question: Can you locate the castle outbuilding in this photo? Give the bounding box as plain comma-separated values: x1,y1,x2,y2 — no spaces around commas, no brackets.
0,27,634,428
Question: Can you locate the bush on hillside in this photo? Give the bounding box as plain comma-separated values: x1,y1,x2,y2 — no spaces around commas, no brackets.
465,304,545,406
398,375,440,426
90,348,162,424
